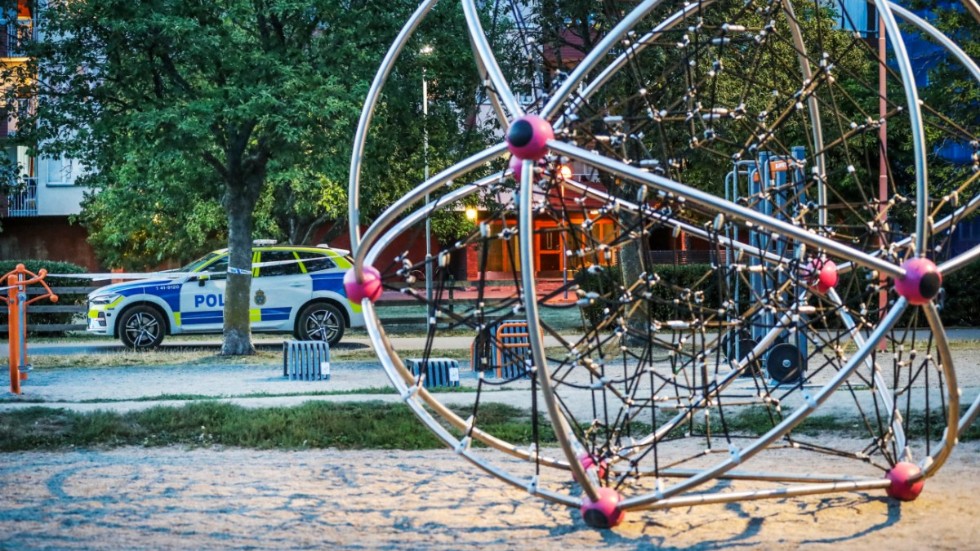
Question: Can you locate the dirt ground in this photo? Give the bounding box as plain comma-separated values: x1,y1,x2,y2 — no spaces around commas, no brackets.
0,444,978,550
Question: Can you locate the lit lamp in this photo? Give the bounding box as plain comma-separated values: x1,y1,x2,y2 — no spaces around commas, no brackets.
558,164,572,180
465,206,478,221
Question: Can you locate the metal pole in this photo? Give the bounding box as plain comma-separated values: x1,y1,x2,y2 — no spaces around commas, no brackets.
878,11,888,330
422,50,434,320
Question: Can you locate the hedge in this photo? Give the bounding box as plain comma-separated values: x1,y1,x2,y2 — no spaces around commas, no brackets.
574,261,980,328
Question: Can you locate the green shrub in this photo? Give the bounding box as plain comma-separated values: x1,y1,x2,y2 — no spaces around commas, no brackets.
0,259,90,334
939,260,980,326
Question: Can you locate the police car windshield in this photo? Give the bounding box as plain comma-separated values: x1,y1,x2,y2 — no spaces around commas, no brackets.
181,252,224,272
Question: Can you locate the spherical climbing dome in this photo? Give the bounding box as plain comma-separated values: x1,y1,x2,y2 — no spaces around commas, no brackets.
894,257,942,306
343,265,383,303
580,487,625,529
506,115,554,161
885,462,925,501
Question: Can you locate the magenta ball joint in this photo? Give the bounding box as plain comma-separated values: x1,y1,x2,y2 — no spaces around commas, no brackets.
580,487,625,529
885,462,925,501
506,115,554,161
573,453,608,483
893,257,942,306
343,265,383,303
808,258,839,295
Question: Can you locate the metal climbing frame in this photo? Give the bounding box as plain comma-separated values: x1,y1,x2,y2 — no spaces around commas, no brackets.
345,0,980,529
1,264,58,394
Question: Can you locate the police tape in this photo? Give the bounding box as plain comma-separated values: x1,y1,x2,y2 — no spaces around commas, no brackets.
36,257,341,281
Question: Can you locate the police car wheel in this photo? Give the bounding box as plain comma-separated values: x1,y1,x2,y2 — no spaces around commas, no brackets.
119,305,166,349
296,302,345,345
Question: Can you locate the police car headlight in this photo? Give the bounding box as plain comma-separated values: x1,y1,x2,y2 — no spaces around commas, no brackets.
90,293,121,306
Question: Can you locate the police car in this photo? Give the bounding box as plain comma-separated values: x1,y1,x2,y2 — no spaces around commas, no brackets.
86,243,365,349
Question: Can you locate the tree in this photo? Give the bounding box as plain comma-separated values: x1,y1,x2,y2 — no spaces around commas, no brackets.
1,0,494,354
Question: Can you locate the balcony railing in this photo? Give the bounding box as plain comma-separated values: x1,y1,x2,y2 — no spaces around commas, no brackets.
0,20,32,58
1,177,37,217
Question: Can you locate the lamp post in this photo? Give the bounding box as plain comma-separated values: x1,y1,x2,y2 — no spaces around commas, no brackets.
421,45,434,320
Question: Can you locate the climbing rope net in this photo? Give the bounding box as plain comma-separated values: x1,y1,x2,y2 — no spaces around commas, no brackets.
347,0,980,528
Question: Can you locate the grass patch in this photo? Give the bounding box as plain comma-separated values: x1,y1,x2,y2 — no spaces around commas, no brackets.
1,402,975,453
0,402,444,451
0,401,557,452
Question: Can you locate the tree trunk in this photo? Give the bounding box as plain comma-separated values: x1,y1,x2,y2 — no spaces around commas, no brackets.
222,185,257,356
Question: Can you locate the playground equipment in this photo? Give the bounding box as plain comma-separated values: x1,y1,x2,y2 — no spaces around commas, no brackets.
1,264,58,394
347,0,980,529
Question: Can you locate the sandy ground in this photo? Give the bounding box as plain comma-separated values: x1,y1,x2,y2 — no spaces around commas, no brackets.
0,445,978,550
1,334,979,549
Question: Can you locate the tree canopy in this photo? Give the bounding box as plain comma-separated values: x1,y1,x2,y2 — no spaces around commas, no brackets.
0,0,498,353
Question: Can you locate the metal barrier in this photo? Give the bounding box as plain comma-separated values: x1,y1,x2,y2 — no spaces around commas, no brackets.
470,320,532,379
407,358,460,388
283,340,330,381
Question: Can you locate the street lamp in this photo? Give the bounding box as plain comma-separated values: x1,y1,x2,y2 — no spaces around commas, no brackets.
421,45,434,320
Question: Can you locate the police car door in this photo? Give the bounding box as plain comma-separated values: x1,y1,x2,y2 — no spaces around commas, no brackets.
251,250,310,330
179,253,229,332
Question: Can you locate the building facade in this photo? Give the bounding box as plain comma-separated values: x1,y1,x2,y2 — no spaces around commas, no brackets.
0,0,98,269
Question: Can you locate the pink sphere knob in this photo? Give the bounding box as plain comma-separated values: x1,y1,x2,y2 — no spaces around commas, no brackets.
506,115,554,161
573,453,608,483
508,155,525,181
809,258,838,295
894,257,942,306
343,265,383,303
885,461,925,501
580,487,625,529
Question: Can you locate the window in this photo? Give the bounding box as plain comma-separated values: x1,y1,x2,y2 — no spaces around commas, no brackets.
297,251,336,273
258,251,303,277
201,255,229,279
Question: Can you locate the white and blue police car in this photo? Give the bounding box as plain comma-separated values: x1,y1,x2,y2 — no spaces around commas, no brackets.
87,243,365,349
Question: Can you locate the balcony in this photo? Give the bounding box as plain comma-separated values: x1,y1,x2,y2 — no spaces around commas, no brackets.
0,20,32,58
1,177,37,217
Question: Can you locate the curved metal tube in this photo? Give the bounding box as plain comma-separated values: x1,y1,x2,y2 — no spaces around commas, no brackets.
550,140,906,279
354,142,509,270
939,243,980,275
541,0,669,120
919,302,961,478
873,0,930,254
348,0,440,253
835,2,980,275
362,303,578,507
621,298,909,510
827,287,908,456
462,0,523,119
363,173,500,268
518,159,601,502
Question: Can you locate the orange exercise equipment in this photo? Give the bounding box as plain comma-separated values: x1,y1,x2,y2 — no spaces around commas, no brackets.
1,264,58,394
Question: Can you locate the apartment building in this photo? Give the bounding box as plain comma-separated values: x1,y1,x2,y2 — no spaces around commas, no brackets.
0,0,97,269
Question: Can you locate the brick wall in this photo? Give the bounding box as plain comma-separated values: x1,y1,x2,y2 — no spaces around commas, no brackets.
0,216,102,271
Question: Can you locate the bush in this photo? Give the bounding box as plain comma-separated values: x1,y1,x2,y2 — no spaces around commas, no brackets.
938,261,980,326
0,259,91,334
573,259,980,330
